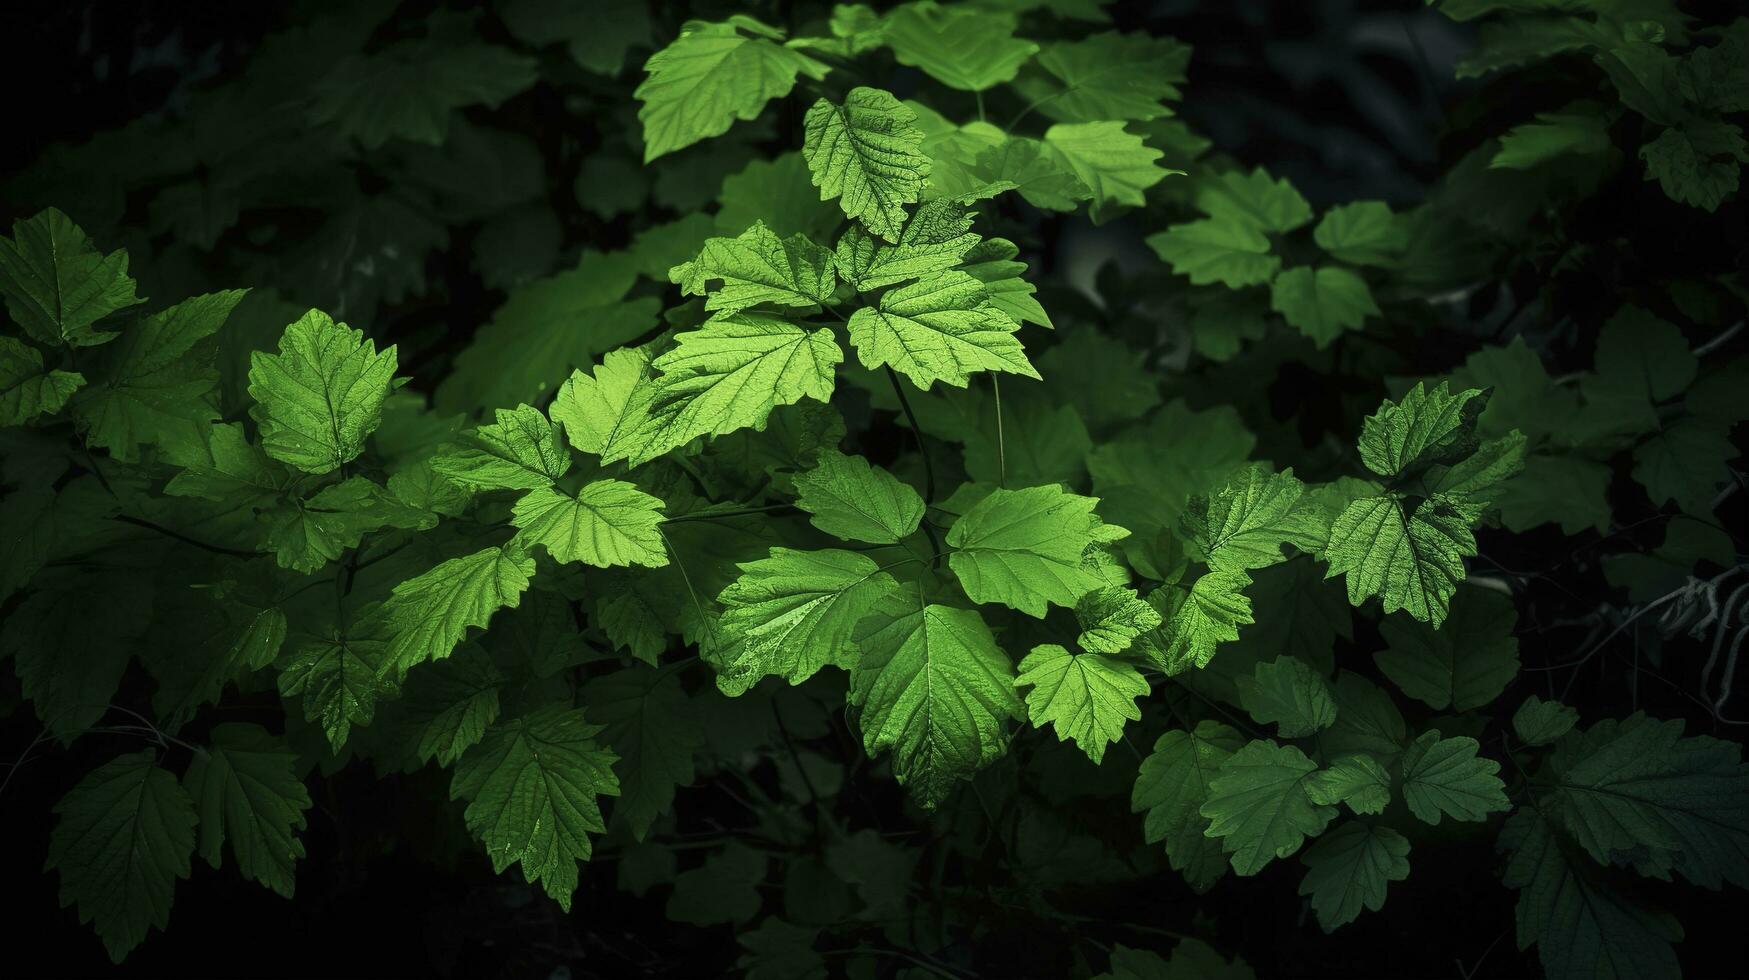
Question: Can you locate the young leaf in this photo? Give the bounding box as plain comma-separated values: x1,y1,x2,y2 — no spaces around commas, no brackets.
1146,219,1279,288
847,270,1039,389
450,706,620,910
0,336,83,426
1043,121,1174,209
945,484,1113,616
1268,267,1379,348
1297,822,1411,932
636,18,828,161
802,87,931,241
1200,739,1338,875
1135,570,1255,674
1375,587,1519,711
182,724,312,899
1132,721,1247,892
433,403,571,490
399,645,503,766
380,545,537,677
549,348,658,462
1016,32,1188,123
248,309,399,475
1015,643,1149,763
834,201,980,290
881,2,1039,92
1399,731,1510,824
47,752,196,963
1323,491,1475,627
1357,381,1489,478
263,476,434,573
0,207,143,349
510,479,669,568
1075,586,1163,654
1238,656,1337,738
1312,201,1409,266
671,220,838,314
277,608,397,751
848,594,1022,808
309,39,537,149
1512,695,1579,747
792,449,925,545
1183,463,1315,572
1307,754,1393,816
582,665,705,841
1194,167,1313,233
711,548,899,694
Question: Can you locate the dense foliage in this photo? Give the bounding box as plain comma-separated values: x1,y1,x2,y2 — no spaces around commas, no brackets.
3,1,1746,976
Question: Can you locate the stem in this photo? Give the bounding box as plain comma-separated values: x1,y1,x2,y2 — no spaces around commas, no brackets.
884,367,943,564
660,502,796,525
991,375,1006,489
112,514,267,559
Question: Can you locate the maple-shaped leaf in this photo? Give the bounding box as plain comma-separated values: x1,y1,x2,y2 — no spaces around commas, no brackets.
1399,731,1510,825
451,706,620,909
1075,586,1163,654
309,38,537,148
793,449,925,545
1132,720,1247,893
582,665,704,840
1201,739,1338,875
1325,673,1407,767
1194,167,1313,233
1307,754,1393,816
163,422,290,507
0,335,83,426
636,17,829,161
959,237,1053,328
511,479,669,568
1358,381,1489,478
882,2,1039,92
263,476,434,573
1135,570,1254,674
277,605,398,751
379,544,537,677
1375,587,1519,711
72,290,247,461
969,136,1091,211
1512,695,1579,747
1015,643,1148,763
946,484,1115,616
1492,106,1613,169
434,403,571,490
834,200,980,290
1269,267,1380,348
1639,118,1745,212
183,724,312,899
5,574,152,742
849,594,1022,808
0,207,143,349
248,309,399,475
1312,201,1409,266
1146,219,1279,288
1238,656,1337,738
1323,490,1475,627
1014,31,1189,123
803,87,931,241
1297,821,1411,932
711,547,899,695
848,271,1039,389
549,347,658,463
1043,121,1174,209
631,312,842,463
397,644,502,766
47,751,195,963
1183,463,1318,572
670,220,838,313
499,0,652,75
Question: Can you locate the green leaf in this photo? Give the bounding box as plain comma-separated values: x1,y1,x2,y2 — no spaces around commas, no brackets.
1146,220,1279,288
1323,491,1475,627
1639,119,1745,212
671,220,838,314
399,645,502,765
1075,586,1163,654
1375,586,1519,711
1358,381,1489,478
1499,806,1683,980
802,87,931,241
1194,167,1313,233
882,2,1039,91
263,476,433,573
163,422,290,506
1238,656,1337,738
667,843,766,925
1325,673,1408,767
635,18,829,161
835,201,981,291
1312,201,1409,266
847,270,1039,389
1043,121,1174,209
1135,570,1254,675
309,39,537,149
1269,267,1379,348
550,348,658,463
432,403,570,490
1200,739,1337,875
1633,416,1736,514
1399,731,1510,824
1491,106,1613,169
0,336,82,426
277,608,396,751
712,547,899,695
5,575,151,741
511,479,669,568
71,290,247,460
1015,643,1148,763
1513,695,1579,747
849,595,1022,808
1297,821,1411,932
793,449,925,544
1015,31,1188,123
47,751,195,963
716,152,845,241
1132,721,1247,892
0,207,143,349
248,309,399,475
380,545,537,677
451,706,620,909
1183,463,1316,572
969,136,1091,211
499,0,651,75
1543,713,1749,889
1498,453,1613,535
1095,940,1255,980
959,237,1053,328
183,724,312,898
946,484,1114,616
633,312,842,462
1306,754,1393,816
582,665,704,840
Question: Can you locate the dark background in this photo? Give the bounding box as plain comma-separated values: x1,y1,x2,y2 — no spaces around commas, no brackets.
0,2,1743,978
